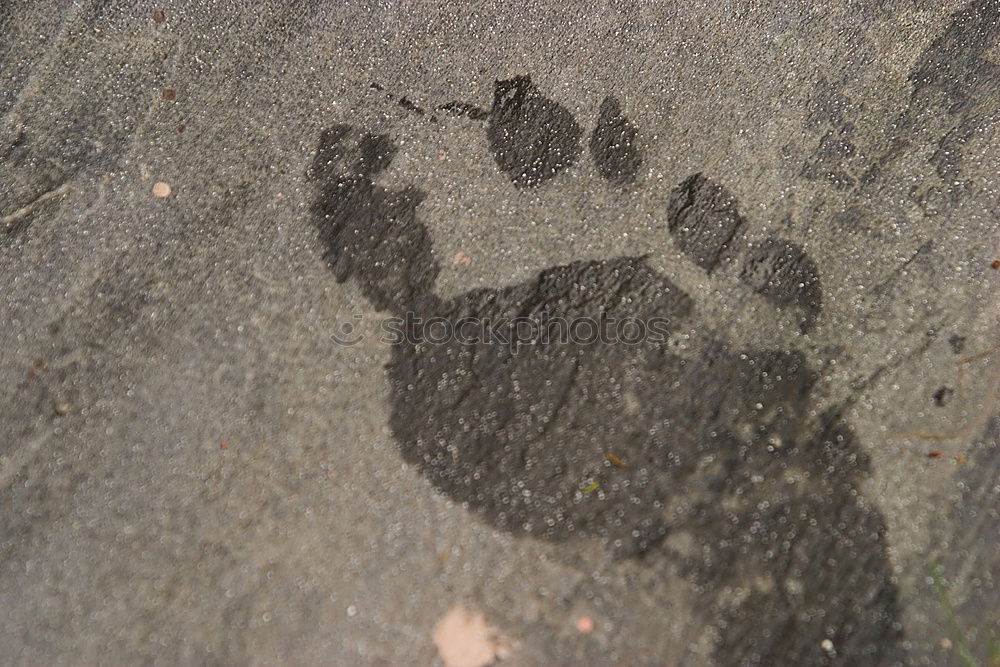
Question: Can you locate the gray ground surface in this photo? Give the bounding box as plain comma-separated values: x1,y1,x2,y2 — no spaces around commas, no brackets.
1,1,998,665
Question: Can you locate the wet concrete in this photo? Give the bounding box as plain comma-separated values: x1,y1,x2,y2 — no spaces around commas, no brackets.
1,2,998,665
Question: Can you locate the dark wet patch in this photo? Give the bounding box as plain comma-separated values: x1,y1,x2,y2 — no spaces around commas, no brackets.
949,334,967,354
666,173,747,273
907,0,1000,181
439,101,490,121
831,204,886,238
486,75,583,187
805,76,852,132
398,97,424,115
933,386,955,407
589,95,642,185
740,238,823,333
872,0,1000,188
308,123,903,665
368,82,434,121
937,413,1000,665
800,77,858,190
801,130,856,189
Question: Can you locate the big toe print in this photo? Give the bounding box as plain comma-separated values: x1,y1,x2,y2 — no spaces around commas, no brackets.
486,75,584,187
306,76,900,666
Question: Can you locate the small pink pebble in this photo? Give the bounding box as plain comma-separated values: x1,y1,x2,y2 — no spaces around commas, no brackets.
452,251,472,267
152,181,172,198
575,615,595,634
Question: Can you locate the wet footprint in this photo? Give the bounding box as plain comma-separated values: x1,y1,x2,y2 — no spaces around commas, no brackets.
307,77,901,666
486,75,583,187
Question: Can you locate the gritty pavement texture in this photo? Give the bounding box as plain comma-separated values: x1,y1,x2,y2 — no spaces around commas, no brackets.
1,2,998,665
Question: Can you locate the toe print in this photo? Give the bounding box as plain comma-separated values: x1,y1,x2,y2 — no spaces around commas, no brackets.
486,75,583,188
590,95,642,184
308,79,900,664
667,173,747,273
741,238,823,333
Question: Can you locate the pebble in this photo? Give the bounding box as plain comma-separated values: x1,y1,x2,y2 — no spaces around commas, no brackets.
152,182,172,198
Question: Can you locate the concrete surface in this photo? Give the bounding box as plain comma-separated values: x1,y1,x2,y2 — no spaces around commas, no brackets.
0,1,997,665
